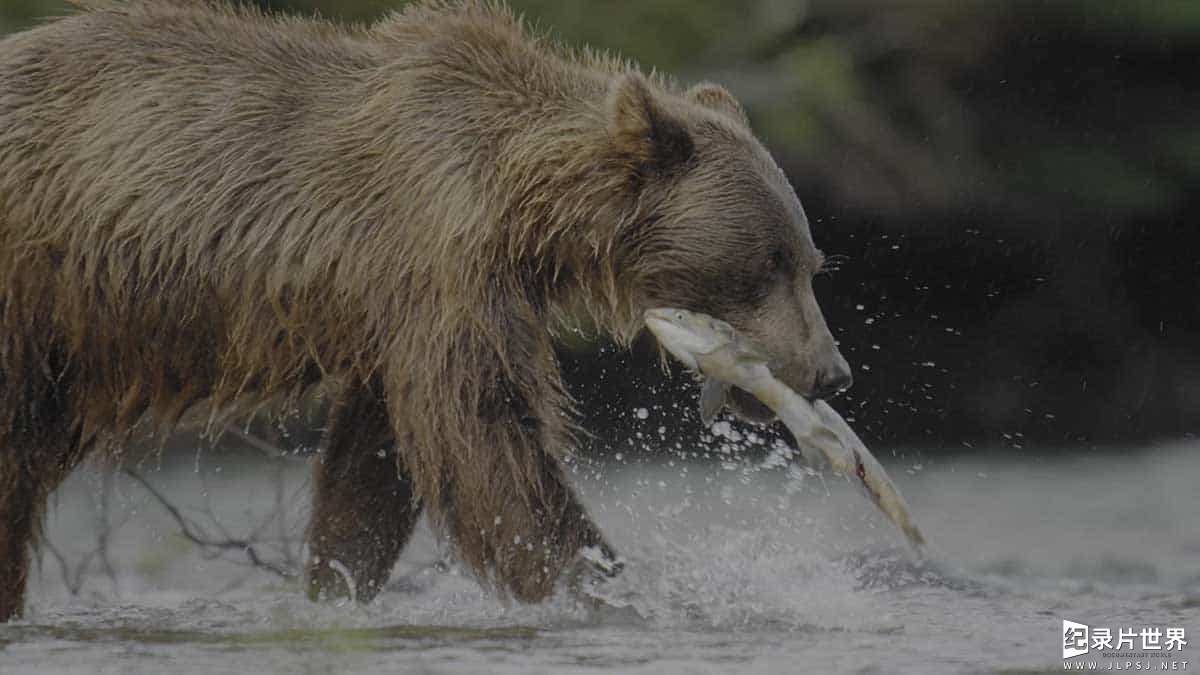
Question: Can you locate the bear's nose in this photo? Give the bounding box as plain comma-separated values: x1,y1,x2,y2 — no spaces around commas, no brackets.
811,363,853,399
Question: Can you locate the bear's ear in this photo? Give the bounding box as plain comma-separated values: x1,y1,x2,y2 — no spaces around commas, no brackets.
686,82,749,126
607,72,694,172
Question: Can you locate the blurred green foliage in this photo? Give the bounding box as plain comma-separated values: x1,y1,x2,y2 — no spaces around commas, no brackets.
0,0,67,31
2,0,1195,226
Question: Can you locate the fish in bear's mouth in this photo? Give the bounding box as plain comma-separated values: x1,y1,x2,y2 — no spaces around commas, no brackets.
728,377,840,422
727,386,777,423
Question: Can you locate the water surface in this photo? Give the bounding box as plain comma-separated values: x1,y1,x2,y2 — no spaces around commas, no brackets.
5,437,1198,673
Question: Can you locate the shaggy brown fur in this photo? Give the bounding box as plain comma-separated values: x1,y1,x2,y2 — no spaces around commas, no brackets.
0,0,850,619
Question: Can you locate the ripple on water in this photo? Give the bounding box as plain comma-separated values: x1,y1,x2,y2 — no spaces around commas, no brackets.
5,444,1199,674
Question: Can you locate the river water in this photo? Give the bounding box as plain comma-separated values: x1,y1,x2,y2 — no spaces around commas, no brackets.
2,433,1197,673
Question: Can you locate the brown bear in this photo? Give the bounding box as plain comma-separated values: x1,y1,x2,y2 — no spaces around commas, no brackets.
0,0,852,620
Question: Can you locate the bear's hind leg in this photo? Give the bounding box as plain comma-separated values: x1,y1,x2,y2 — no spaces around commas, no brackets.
0,456,43,621
306,379,422,603
0,371,92,621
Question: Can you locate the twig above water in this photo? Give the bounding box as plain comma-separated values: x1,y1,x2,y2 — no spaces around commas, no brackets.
121,468,298,580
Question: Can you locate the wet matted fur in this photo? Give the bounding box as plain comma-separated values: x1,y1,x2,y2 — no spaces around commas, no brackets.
0,0,848,619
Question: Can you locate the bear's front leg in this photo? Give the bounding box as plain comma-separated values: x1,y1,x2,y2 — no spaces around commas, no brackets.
306,380,422,603
435,379,621,603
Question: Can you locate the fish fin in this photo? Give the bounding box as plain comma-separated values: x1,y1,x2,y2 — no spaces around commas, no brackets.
795,442,826,467
735,336,770,362
699,378,728,426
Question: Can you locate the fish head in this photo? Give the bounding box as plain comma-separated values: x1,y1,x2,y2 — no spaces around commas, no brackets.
644,307,770,389
643,308,731,371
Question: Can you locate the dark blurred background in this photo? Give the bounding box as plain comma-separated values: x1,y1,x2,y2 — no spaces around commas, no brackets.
3,1,1197,456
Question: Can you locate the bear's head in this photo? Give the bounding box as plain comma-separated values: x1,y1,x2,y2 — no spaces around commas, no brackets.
607,73,852,420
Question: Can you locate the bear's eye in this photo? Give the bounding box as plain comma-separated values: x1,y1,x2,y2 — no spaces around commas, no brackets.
765,249,788,275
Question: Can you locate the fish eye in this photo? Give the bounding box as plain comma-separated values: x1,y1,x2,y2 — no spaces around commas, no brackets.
674,311,685,321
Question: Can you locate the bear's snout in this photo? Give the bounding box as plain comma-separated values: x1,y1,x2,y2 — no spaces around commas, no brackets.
811,353,853,398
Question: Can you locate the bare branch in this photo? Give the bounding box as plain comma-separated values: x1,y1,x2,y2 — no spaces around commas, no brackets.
121,468,298,580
